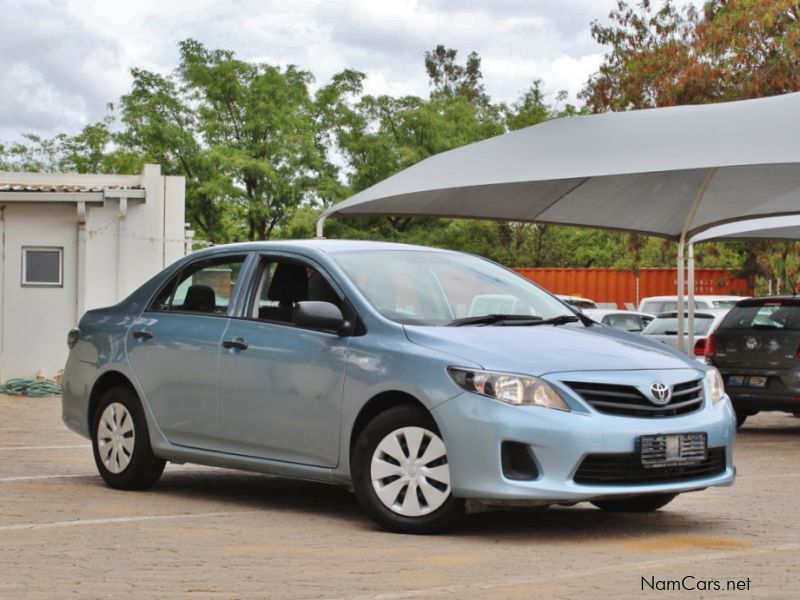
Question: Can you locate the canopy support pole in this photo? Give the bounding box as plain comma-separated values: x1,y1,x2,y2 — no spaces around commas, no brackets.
315,215,327,239
677,168,718,353
688,242,695,352
677,242,685,351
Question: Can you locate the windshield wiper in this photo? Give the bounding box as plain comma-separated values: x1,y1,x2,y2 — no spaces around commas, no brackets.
447,314,543,326
526,315,581,327
447,314,580,327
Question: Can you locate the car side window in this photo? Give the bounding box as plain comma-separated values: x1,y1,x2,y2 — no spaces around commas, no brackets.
250,258,342,324
149,255,247,314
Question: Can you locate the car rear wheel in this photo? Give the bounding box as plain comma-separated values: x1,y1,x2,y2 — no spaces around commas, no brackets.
591,493,677,512
91,385,165,490
352,405,465,534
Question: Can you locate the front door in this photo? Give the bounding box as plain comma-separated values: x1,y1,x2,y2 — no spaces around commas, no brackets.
127,253,248,450
217,256,350,467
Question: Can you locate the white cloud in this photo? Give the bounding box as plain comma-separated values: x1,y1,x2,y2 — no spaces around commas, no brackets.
0,0,702,142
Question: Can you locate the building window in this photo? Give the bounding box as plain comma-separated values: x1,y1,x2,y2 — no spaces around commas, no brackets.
22,247,63,287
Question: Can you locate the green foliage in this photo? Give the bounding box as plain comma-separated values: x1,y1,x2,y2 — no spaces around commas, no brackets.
2,27,798,288
117,39,358,242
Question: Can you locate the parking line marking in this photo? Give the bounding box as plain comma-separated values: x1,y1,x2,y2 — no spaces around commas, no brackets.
0,510,260,532
0,473,94,482
342,542,800,600
0,444,89,451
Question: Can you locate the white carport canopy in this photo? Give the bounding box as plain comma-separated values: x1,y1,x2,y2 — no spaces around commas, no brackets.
319,92,800,352
690,215,800,243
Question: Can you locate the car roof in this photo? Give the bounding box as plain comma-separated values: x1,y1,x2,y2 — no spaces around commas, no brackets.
640,295,749,302
735,296,800,307
654,308,730,318
584,309,651,318
188,239,460,257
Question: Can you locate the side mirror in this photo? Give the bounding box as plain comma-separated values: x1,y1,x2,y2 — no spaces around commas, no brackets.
293,301,349,335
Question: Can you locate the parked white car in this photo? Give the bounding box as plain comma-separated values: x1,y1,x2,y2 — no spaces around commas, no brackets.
583,309,655,333
557,295,598,310
638,295,749,315
641,309,730,356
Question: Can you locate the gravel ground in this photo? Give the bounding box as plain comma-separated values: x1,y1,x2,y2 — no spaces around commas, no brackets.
0,394,798,599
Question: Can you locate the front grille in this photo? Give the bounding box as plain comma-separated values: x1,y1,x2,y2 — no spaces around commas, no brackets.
566,379,704,417
574,447,726,485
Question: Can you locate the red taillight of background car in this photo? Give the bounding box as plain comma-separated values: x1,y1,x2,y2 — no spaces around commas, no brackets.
703,333,717,358
694,338,707,356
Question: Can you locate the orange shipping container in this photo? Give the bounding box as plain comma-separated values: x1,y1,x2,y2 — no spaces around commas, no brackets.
513,268,752,309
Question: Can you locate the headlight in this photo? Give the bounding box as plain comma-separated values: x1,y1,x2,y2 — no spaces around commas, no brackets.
447,367,570,411
705,367,725,404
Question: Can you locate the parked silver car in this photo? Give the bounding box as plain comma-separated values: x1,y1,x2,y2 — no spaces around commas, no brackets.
641,309,729,356
584,309,654,333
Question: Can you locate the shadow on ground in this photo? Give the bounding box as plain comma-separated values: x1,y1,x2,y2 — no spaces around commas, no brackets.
78,466,728,541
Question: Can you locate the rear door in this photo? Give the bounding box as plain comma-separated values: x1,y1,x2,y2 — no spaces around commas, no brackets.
712,300,800,370
127,253,250,450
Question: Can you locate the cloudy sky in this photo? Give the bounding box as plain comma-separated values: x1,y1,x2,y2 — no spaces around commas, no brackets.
0,0,700,141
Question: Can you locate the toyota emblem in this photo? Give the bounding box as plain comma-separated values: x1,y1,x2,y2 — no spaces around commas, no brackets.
649,382,672,405
745,337,758,350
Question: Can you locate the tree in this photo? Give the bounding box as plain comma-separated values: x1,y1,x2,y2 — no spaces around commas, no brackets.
582,0,800,111
119,39,360,242
0,115,140,175
581,0,800,290
424,44,489,105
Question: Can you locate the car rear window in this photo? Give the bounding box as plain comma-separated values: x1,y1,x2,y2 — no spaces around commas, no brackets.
604,314,644,331
641,300,700,314
643,315,715,335
718,301,800,331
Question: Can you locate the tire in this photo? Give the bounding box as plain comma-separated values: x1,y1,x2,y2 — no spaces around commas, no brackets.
591,493,677,512
91,385,165,490
351,405,465,534
735,411,749,429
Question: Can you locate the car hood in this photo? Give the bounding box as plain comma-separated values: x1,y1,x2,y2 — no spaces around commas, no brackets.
404,323,699,375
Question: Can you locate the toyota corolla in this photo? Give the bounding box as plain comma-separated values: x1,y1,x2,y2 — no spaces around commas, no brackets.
62,241,736,533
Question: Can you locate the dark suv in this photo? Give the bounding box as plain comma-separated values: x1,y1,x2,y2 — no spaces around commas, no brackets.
706,297,800,427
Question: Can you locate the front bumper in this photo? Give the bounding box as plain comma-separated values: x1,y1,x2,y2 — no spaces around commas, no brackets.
433,382,736,503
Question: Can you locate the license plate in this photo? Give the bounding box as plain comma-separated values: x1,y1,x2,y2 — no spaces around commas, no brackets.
726,375,767,388
639,433,707,468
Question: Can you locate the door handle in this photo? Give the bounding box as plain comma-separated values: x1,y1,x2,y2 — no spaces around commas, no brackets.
132,329,154,340
222,337,249,350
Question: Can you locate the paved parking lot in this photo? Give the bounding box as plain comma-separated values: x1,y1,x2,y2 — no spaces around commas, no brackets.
1,394,798,599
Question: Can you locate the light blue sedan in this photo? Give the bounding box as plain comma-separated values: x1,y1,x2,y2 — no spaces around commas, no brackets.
62,240,735,533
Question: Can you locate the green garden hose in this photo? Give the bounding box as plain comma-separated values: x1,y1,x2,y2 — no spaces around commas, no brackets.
0,379,62,397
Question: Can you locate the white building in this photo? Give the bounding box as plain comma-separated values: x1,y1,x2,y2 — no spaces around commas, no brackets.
0,164,187,380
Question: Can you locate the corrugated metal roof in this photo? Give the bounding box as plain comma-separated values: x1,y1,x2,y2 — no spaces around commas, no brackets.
0,183,142,193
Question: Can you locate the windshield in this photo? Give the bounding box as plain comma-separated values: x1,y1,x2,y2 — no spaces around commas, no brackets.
718,301,800,331
331,249,575,325
643,315,716,336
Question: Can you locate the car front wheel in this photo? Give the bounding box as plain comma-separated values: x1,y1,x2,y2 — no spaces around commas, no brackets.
91,385,165,490
352,405,465,534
